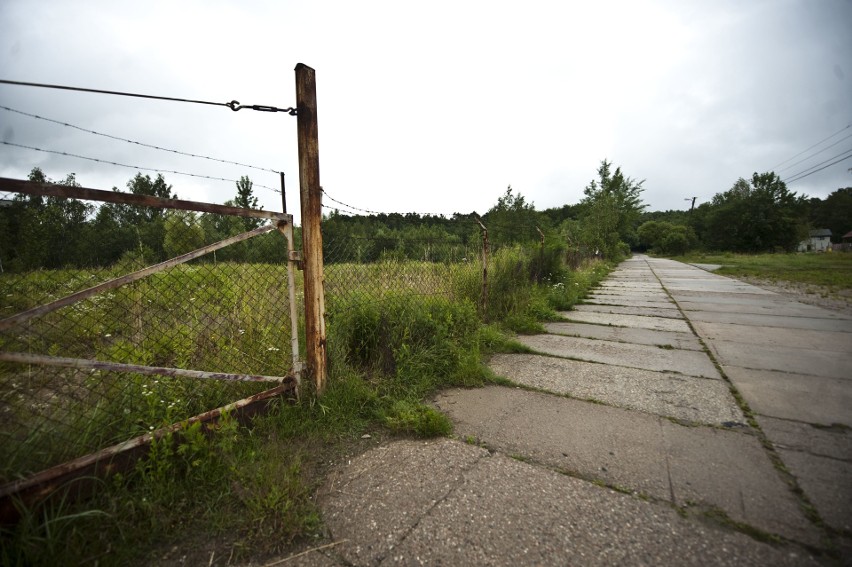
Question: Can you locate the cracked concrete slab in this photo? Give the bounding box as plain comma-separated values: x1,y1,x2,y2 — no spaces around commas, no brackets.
779,449,852,533
434,386,818,546
516,334,721,379
487,353,743,425
586,297,678,310
660,421,820,546
724,367,852,426
544,321,703,351
574,303,685,319
678,299,851,319
708,341,852,380
691,320,852,352
435,386,672,498
321,439,486,565
320,439,818,566
558,310,693,333
682,310,852,332
757,416,852,462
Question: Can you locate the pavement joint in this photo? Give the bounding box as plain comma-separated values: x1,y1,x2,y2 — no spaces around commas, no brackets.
316,256,847,565
643,256,839,554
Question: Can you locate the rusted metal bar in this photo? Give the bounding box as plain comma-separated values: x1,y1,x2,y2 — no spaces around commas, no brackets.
277,219,303,395
280,172,287,214
0,351,287,382
0,177,290,220
475,215,489,319
0,381,294,525
536,226,545,284
0,223,278,331
295,63,328,395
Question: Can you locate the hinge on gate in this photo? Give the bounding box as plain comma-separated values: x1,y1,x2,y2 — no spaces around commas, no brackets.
289,250,304,270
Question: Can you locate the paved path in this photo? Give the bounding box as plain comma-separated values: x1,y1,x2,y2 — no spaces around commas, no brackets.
296,256,851,566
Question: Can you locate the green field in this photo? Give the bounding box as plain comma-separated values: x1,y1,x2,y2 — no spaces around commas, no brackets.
1,250,616,565
669,251,852,290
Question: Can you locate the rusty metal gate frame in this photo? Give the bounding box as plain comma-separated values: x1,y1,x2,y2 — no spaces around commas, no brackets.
0,179,304,521
0,178,302,388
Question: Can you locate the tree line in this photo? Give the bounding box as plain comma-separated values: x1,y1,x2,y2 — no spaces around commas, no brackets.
2,161,848,273
0,168,285,272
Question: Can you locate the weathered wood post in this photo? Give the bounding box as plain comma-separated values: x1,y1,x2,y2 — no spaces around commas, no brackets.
295,63,328,395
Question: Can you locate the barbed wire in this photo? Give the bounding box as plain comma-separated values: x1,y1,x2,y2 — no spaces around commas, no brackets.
320,187,478,223
1,141,280,193
1,105,281,174
0,79,297,115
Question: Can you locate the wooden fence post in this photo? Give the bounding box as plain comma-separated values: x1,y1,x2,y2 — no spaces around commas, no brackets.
295,63,328,395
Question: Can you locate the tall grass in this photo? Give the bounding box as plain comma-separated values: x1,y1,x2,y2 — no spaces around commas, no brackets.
1,249,616,565
668,251,852,290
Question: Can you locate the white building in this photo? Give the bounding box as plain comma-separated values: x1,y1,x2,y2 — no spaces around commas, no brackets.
797,229,832,252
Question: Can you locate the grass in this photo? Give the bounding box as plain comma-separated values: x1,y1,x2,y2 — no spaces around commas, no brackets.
0,250,615,566
668,251,852,290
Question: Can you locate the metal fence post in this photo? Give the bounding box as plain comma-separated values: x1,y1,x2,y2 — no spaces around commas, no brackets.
295,63,328,395
475,216,489,320
536,226,545,283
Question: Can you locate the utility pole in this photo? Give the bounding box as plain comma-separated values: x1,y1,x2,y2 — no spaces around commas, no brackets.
685,197,696,212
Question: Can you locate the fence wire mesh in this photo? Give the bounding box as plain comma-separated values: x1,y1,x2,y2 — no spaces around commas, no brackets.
322,222,484,310
0,188,297,482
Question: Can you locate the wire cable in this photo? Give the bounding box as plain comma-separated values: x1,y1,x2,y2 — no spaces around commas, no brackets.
784,148,852,184
320,187,476,222
1,105,281,174
1,140,280,193
776,131,852,174
0,79,296,114
768,124,851,170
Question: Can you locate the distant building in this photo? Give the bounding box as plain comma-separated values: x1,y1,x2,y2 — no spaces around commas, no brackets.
797,229,832,252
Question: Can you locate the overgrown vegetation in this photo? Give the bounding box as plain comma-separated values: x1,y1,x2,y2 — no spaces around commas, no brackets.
1,162,624,565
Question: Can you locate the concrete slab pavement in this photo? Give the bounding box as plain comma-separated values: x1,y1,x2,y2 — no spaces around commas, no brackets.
516,334,721,378
318,439,818,567
308,255,848,565
487,353,742,424
645,255,852,539
544,321,704,351
559,310,693,333
573,303,685,319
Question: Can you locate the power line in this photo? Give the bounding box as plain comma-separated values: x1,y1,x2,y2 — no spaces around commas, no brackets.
1,140,280,193
769,124,851,171
1,105,281,174
776,131,852,174
0,79,297,114
784,148,852,184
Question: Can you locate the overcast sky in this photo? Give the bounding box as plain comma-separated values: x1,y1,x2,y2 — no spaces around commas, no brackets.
1,0,851,223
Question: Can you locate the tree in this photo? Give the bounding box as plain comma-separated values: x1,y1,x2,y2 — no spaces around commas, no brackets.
702,172,807,252
4,168,94,269
483,186,541,247
163,211,206,258
809,188,852,241
578,160,646,258
230,176,262,230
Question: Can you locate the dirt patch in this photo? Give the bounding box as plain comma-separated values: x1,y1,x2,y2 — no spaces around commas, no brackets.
737,276,852,317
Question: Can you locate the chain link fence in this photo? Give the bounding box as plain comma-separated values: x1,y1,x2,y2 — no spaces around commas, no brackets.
0,184,299,483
